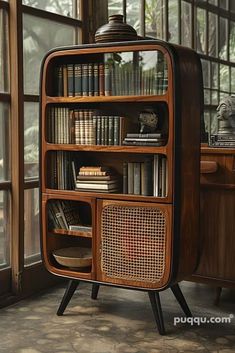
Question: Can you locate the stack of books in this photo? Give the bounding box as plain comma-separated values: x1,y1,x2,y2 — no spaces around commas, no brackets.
123,133,166,146
76,166,120,193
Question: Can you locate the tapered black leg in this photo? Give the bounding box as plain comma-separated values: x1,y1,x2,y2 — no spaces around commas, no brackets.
148,291,165,335
171,283,192,317
57,280,79,316
91,283,100,300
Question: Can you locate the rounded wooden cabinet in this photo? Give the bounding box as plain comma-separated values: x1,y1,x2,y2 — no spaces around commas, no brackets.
40,40,203,334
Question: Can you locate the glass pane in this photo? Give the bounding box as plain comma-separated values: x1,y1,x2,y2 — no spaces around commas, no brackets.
208,13,218,57
231,67,235,93
181,1,192,47
22,0,80,19
220,64,229,91
204,89,210,104
209,0,218,4
0,9,9,93
211,62,218,89
24,188,40,265
211,90,219,105
102,50,168,96
219,17,228,60
229,21,235,62
0,191,10,269
126,0,140,35
204,110,210,135
145,0,166,40
220,0,228,9
24,102,39,179
0,103,10,182
168,0,179,43
196,8,206,54
23,14,76,95
201,59,210,88
108,0,123,17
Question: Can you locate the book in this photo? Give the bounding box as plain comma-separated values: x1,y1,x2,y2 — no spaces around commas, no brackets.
74,63,82,96
67,64,74,97
69,224,92,232
77,175,114,181
76,179,118,185
76,182,118,190
123,162,128,194
133,162,141,195
127,162,134,194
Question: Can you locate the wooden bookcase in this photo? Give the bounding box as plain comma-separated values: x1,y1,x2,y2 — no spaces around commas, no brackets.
40,40,203,334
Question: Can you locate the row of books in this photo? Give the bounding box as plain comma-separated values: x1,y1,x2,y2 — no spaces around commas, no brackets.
48,153,167,197
54,59,168,97
48,151,75,190
48,199,91,232
47,107,128,145
123,155,167,197
76,166,120,193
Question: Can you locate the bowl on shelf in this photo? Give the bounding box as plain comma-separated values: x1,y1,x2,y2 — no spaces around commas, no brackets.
52,247,92,268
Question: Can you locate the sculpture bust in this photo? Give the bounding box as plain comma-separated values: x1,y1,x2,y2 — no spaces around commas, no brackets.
217,95,235,134
138,110,158,133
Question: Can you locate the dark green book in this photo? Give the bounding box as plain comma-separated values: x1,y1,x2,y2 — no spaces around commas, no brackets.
93,63,99,96
82,63,89,96
108,116,114,145
74,63,82,96
67,64,74,97
88,63,94,96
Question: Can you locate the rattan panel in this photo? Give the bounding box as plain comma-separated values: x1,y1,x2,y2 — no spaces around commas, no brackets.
101,204,166,283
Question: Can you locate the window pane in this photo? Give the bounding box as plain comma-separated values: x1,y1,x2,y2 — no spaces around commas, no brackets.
201,59,210,88
0,103,10,182
0,191,10,269
145,0,165,39
0,9,9,93
208,13,218,57
181,1,191,47
220,0,228,9
24,188,40,265
209,0,218,5
231,67,235,93
24,102,39,179
211,62,219,89
219,17,228,60
196,8,206,54
108,0,123,17
168,0,179,43
23,14,76,95
229,21,235,62
126,0,140,34
22,0,80,19
220,64,229,91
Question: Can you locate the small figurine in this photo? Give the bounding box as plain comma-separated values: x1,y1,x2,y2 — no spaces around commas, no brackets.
138,109,158,133
216,95,235,134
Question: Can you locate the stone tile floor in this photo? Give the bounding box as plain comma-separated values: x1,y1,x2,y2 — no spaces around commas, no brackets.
0,281,235,353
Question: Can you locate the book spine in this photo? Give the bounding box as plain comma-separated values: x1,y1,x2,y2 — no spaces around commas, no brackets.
104,116,108,145
82,64,88,96
104,63,111,96
99,63,104,96
88,63,94,96
108,116,114,145
101,116,105,145
93,115,97,145
74,63,82,96
113,116,120,145
57,65,63,96
127,162,134,194
67,64,74,97
93,63,99,96
133,162,141,195
62,65,68,97
96,116,101,145
123,162,128,194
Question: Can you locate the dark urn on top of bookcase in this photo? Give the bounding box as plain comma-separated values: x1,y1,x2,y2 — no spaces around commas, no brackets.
95,14,138,43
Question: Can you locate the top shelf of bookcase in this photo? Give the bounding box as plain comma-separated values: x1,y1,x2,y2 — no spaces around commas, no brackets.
45,95,168,104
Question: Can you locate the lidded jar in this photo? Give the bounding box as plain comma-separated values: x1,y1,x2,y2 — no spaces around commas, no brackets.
95,14,138,43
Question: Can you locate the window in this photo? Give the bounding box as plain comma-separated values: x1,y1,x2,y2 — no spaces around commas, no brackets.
108,0,235,140
0,0,84,303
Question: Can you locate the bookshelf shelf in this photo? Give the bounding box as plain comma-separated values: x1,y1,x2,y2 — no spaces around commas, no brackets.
49,228,92,238
45,143,168,155
45,94,168,104
40,40,203,331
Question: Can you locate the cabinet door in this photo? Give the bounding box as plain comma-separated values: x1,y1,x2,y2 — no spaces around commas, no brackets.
96,200,172,289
